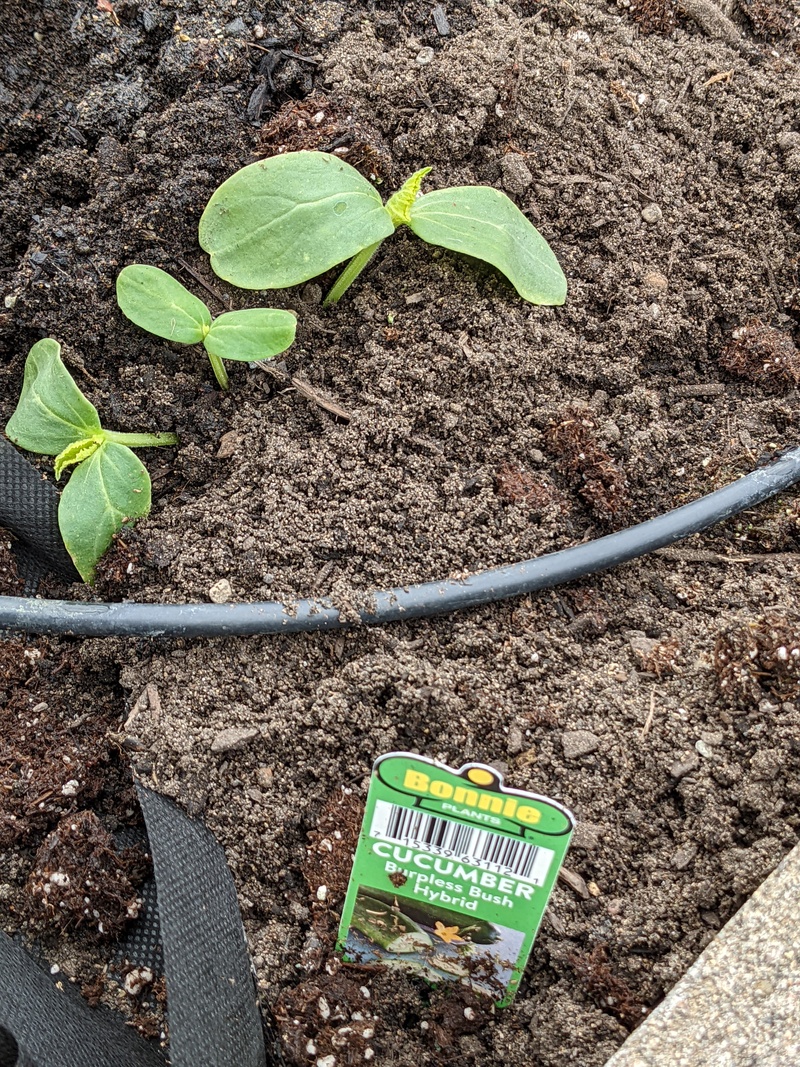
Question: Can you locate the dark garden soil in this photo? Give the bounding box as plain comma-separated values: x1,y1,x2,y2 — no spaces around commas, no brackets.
2,0,800,1063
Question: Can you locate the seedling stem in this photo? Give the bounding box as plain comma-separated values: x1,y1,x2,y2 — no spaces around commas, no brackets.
103,430,180,449
206,352,230,390
323,168,433,307
322,240,384,308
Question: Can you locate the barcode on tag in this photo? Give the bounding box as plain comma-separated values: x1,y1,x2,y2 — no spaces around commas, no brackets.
370,799,554,886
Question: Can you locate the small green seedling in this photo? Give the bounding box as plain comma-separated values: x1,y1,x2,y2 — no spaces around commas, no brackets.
5,338,177,583
198,150,567,307
116,265,297,390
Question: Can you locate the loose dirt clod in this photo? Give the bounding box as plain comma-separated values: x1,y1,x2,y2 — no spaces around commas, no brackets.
545,409,630,524
568,944,649,1030
304,789,364,943
275,967,379,1066
630,634,681,678
495,464,567,518
618,0,677,35
258,95,395,185
26,810,148,940
0,644,119,848
739,0,790,38
713,616,800,705
719,320,800,389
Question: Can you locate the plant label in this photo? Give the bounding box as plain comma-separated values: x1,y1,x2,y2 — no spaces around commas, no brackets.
337,752,574,1005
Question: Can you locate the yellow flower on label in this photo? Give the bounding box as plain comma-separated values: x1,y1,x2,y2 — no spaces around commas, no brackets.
433,922,465,944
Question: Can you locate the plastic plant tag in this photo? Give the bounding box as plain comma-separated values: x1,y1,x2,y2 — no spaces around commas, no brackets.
337,752,574,1005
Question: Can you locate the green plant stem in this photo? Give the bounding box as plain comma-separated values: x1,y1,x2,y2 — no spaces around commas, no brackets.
206,352,230,390
103,430,178,448
323,239,385,307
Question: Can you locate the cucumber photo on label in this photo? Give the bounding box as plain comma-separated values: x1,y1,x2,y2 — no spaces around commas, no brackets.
351,893,433,954
367,888,502,944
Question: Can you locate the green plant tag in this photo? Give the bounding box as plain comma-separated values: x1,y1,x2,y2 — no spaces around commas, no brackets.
337,752,574,1006
408,187,567,305
203,308,297,363
199,151,395,290
116,264,212,344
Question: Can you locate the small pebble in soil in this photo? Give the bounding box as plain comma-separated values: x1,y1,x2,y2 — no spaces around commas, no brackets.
507,724,524,754
208,578,232,603
432,4,450,35
416,47,435,66
670,752,700,778
216,431,239,459
210,726,259,753
695,739,714,759
302,283,323,304
643,269,669,291
672,846,697,871
641,203,663,224
562,730,600,759
572,823,601,850
255,766,274,789
501,154,533,195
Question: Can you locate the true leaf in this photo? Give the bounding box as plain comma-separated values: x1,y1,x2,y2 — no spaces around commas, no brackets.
116,264,212,343
203,308,297,363
54,435,103,479
408,186,567,305
5,338,101,455
199,151,395,290
58,441,151,583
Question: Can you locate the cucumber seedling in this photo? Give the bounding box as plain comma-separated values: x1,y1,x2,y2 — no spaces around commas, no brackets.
198,150,567,308
5,338,177,583
116,265,297,390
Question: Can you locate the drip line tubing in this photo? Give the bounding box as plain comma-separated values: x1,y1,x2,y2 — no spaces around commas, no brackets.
2,447,799,638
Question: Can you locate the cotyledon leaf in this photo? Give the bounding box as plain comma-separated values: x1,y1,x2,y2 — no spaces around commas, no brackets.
116,265,211,344
203,308,297,363
199,151,396,290
5,338,102,455
58,441,151,583
408,186,567,306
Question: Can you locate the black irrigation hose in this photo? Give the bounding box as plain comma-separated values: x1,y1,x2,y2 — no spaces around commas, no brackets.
2,447,800,638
